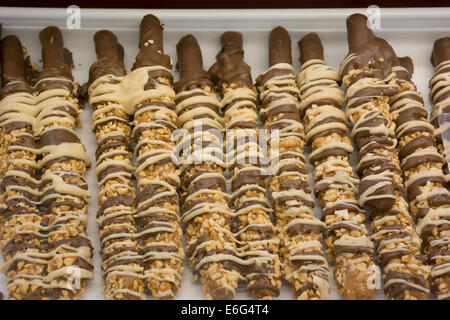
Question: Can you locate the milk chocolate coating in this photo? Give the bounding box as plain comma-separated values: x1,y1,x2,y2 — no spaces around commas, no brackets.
269,26,292,66
1,35,27,85
39,26,74,81
208,31,252,88
174,34,212,93
343,14,412,80
139,14,163,51
1,35,32,95
399,56,414,76
95,30,124,61
88,30,126,83
359,180,396,211
299,32,324,64
431,37,450,67
133,14,171,70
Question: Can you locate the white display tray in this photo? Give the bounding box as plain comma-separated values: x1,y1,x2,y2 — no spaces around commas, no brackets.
0,7,449,300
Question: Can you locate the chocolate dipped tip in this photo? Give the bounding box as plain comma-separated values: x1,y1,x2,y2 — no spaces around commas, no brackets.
221,31,243,48
88,30,126,84
176,34,203,72
94,30,124,61
298,32,324,64
346,14,374,52
1,35,30,90
174,34,212,93
133,14,171,70
269,26,292,66
431,37,450,67
139,14,164,50
343,13,412,80
208,30,252,89
39,26,73,81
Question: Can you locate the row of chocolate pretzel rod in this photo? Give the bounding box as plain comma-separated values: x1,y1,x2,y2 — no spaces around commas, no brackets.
85,12,450,300
89,15,185,299
0,12,448,300
179,31,282,299
0,25,94,299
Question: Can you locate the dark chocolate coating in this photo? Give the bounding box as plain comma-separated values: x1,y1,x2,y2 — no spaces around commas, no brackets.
208,31,252,88
299,32,324,64
133,14,171,70
39,26,74,81
88,30,126,83
431,37,450,67
174,34,213,93
269,26,292,66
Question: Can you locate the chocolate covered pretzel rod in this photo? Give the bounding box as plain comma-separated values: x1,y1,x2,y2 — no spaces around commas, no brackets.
0,35,47,300
37,26,93,299
340,14,431,300
88,30,145,300
430,37,450,181
132,15,184,299
209,31,282,299
256,27,330,300
385,32,450,300
175,35,240,300
0,28,94,299
296,32,375,299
